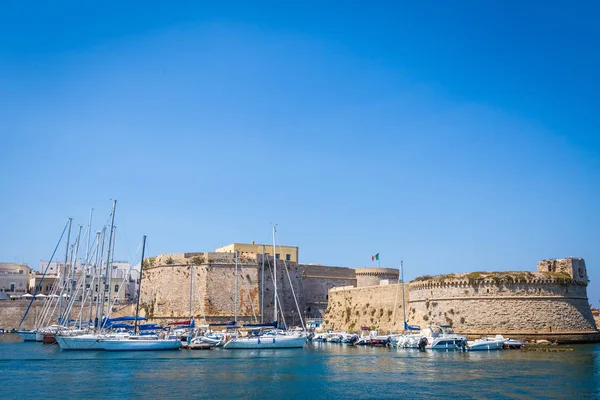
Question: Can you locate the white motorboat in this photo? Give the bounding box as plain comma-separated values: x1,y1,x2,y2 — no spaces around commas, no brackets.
311,333,328,342
395,333,424,348
356,337,372,345
223,333,306,349
467,335,505,351
341,333,359,344
326,333,343,343
191,331,235,347
504,337,526,349
422,325,467,350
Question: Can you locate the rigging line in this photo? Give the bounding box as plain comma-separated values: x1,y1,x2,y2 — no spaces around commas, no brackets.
104,237,143,324
114,223,134,267
275,231,305,331
265,256,286,329
18,219,69,330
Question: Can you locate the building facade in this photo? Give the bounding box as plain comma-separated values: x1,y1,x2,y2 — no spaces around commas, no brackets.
0,262,32,296
215,242,299,263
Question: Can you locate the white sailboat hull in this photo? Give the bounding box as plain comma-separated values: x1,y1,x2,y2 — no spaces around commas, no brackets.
56,334,105,350
103,338,182,351
16,330,38,342
224,335,306,349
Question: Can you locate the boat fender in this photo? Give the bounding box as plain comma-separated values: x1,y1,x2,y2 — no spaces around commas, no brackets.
273,337,275,343
258,338,261,344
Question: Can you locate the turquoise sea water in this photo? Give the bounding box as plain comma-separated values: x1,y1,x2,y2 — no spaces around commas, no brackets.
1,334,599,399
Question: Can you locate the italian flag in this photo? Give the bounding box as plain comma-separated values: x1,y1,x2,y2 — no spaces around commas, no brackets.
371,253,379,261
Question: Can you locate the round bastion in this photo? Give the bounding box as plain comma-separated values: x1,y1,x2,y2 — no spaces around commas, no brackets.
405,261,598,342
355,268,399,287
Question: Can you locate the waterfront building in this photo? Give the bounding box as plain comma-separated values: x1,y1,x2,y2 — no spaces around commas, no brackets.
216,241,299,262
36,260,134,302
0,262,33,298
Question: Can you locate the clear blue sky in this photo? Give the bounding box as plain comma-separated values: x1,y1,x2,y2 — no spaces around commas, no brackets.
1,2,599,303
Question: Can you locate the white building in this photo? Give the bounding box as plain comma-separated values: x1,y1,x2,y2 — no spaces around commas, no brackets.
0,262,33,297
36,260,135,302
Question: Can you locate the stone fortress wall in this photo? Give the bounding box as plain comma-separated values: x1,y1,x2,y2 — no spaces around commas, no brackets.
138,252,364,326
324,258,599,342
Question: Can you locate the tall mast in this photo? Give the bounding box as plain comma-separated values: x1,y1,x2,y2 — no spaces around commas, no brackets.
272,225,277,324
58,217,73,324
189,262,193,320
261,244,265,323
99,200,117,329
401,260,406,332
107,225,116,307
134,235,146,336
85,208,94,262
105,200,117,317
392,260,400,332
234,250,238,323
87,231,101,327
96,226,107,328
68,225,83,302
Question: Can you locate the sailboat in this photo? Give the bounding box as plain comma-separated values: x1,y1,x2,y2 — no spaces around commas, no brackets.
223,226,306,349
56,202,120,351
102,235,181,351
17,218,73,342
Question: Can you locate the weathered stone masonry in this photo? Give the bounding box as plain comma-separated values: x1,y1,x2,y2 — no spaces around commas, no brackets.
325,258,599,342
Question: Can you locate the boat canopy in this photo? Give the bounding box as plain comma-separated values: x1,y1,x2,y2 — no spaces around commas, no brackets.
242,321,277,328
105,316,147,323
404,322,420,331
108,323,134,329
209,320,237,327
168,320,192,326
168,320,195,328
139,324,163,331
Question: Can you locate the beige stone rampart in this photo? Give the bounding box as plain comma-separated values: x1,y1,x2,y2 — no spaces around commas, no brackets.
139,255,308,326
324,264,598,342
325,283,408,333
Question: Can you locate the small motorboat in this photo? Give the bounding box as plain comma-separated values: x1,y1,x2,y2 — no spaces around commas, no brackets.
467,335,505,351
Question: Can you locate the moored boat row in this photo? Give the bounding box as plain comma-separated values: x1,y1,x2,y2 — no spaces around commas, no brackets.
310,325,525,351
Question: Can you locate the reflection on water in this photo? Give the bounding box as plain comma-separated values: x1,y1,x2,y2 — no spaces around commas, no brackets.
0,334,599,399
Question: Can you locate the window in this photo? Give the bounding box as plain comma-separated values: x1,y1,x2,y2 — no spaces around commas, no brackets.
95,285,98,291
105,284,109,291
114,285,119,292
275,254,280,259
286,254,291,261
86,284,90,289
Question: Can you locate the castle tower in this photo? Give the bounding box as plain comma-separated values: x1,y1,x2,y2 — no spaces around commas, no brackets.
355,268,399,287
537,258,588,285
